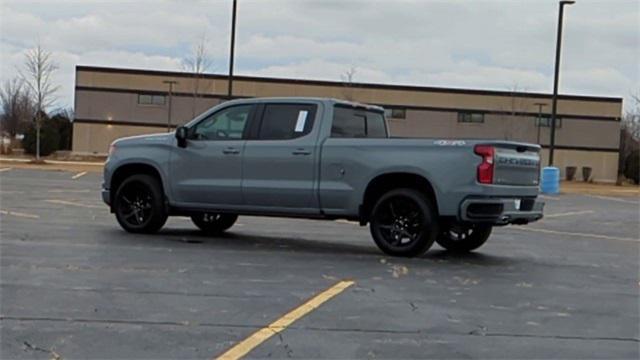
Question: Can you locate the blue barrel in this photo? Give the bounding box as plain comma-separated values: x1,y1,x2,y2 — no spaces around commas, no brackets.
540,166,560,194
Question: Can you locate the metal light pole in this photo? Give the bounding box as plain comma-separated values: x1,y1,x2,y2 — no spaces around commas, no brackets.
534,102,547,144
228,0,238,99
549,0,575,166
163,80,178,132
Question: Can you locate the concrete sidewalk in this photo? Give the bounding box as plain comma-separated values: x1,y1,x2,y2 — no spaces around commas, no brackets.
0,157,103,173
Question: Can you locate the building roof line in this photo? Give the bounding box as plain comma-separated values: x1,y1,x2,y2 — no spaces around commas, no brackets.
75,65,624,104
74,85,621,122
72,118,621,153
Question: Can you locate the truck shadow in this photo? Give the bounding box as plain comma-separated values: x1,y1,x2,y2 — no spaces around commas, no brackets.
427,250,513,266
118,227,517,267
156,228,380,257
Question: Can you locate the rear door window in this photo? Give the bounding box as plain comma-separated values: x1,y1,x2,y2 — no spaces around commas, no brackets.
331,106,388,138
257,104,317,140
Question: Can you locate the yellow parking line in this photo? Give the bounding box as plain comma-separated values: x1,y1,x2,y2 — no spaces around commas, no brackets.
0,209,40,219
44,199,103,209
71,171,88,179
0,167,12,172
216,280,355,360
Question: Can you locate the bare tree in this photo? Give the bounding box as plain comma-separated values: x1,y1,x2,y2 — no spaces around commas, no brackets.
618,91,640,184
0,78,34,137
182,35,214,118
622,92,640,140
498,84,530,141
340,66,357,101
20,43,59,160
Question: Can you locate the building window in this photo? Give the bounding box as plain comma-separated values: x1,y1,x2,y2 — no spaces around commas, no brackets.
384,108,406,119
138,94,165,106
458,112,484,123
536,116,562,128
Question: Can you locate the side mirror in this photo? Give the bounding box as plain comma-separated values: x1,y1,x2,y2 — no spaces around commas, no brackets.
175,126,188,148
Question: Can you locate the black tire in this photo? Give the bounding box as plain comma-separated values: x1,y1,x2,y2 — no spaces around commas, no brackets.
191,213,238,234
114,174,168,233
369,188,438,257
436,224,492,253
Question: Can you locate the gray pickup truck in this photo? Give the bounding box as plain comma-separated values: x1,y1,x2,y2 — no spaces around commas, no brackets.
102,97,544,257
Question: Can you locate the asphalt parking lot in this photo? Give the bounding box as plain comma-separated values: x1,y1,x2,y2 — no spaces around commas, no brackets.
1,167,639,359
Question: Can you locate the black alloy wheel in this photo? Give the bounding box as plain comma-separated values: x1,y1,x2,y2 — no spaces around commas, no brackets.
436,223,493,252
114,174,167,233
191,213,238,234
370,188,438,257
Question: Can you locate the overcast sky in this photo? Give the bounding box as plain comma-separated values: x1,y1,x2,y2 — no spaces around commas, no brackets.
1,0,638,112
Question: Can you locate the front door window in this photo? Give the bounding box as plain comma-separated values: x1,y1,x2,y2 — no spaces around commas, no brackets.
191,105,252,141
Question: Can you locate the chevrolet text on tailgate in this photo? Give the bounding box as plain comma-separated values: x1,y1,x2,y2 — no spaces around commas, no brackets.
103,97,544,257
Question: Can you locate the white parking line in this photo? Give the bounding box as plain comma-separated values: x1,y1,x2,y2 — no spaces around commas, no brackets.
0,157,103,166
0,209,40,219
335,219,359,225
509,226,639,243
587,195,638,205
0,167,12,172
539,195,559,201
545,210,594,218
71,171,88,179
48,189,92,193
44,199,103,209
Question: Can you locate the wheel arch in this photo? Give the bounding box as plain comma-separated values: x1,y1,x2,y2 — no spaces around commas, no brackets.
109,162,167,210
360,172,439,225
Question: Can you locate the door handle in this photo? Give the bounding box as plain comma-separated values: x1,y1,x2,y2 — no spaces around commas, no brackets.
222,147,240,155
292,149,311,156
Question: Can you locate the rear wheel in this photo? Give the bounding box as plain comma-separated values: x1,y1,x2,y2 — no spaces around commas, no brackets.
191,213,238,234
114,174,167,233
369,188,438,257
436,224,492,252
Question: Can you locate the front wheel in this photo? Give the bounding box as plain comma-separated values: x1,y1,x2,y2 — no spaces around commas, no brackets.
114,174,168,233
369,188,438,257
191,213,238,234
436,224,492,253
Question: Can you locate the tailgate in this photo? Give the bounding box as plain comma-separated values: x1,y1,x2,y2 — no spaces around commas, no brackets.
493,145,540,186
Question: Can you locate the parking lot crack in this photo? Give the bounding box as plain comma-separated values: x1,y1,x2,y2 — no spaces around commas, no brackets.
2,315,262,330
276,332,294,358
22,340,63,360
408,301,418,311
470,332,639,343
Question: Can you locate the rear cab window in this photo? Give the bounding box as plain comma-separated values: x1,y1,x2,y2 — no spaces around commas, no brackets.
257,103,317,140
331,106,388,138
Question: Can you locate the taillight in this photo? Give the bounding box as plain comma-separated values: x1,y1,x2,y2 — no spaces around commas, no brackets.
474,145,494,184
108,143,116,157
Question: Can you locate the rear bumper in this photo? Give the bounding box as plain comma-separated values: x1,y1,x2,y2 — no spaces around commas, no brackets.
459,197,544,225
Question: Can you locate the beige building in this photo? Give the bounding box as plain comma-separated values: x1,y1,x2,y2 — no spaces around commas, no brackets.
74,65,623,182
